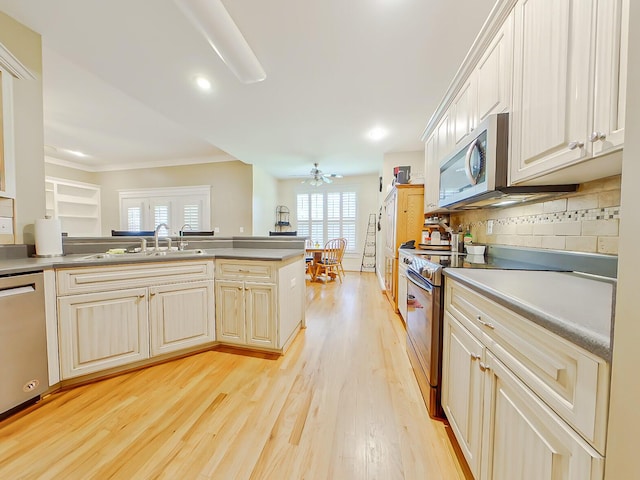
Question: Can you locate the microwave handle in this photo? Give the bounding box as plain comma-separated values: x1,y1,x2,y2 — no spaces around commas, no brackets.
464,140,480,185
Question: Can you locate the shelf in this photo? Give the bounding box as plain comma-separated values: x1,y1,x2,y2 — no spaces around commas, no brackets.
57,194,99,206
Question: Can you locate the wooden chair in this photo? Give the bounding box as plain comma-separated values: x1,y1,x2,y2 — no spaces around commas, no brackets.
315,238,346,283
337,237,348,277
304,239,314,276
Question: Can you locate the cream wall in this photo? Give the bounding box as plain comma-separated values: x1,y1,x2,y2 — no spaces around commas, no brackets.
277,174,379,271
252,165,278,235
0,12,44,244
603,0,639,476
98,161,253,236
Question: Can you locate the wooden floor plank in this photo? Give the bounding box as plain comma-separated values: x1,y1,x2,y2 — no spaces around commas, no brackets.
0,272,467,479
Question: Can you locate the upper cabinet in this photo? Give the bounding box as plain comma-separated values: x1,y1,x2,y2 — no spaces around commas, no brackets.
592,0,628,157
476,11,514,123
422,0,628,203
510,0,592,184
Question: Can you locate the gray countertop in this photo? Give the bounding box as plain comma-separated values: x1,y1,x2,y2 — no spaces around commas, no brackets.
0,248,304,275
443,269,615,361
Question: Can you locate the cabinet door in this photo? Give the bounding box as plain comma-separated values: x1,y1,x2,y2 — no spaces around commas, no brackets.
383,189,397,254
442,313,485,478
481,352,604,480
424,133,440,212
398,188,425,248
510,0,593,184
58,288,149,379
435,109,453,162
245,282,277,349
476,11,514,123
592,0,628,156
149,280,215,356
451,74,477,148
215,280,245,345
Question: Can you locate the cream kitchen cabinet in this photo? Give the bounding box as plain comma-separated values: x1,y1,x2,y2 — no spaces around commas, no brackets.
442,278,609,479
149,280,215,356
451,74,477,149
423,131,440,213
476,10,513,123
56,260,215,380
214,257,304,352
58,287,149,379
510,0,628,185
216,280,277,349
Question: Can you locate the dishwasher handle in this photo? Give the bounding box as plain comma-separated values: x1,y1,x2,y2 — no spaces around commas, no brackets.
0,285,36,298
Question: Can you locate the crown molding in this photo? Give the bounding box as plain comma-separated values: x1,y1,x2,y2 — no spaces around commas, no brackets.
44,153,239,173
0,41,36,79
421,0,518,141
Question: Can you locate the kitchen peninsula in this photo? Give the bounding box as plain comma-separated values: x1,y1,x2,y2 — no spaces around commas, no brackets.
0,236,305,390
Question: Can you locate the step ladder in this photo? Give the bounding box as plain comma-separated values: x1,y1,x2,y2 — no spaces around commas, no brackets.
360,213,377,272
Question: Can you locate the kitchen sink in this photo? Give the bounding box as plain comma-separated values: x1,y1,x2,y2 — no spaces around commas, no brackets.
73,249,207,262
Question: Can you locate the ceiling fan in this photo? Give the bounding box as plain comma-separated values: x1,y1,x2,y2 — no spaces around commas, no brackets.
301,163,343,186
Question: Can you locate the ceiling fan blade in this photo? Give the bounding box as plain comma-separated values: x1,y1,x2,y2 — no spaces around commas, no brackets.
322,176,333,184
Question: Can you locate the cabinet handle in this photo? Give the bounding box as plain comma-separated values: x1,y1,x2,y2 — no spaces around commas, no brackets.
138,294,145,299
589,131,606,142
470,353,481,360
568,141,584,150
479,362,490,372
476,315,495,329
150,292,156,297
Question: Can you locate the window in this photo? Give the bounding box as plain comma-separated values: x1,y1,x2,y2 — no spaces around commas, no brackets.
297,190,357,252
119,186,210,234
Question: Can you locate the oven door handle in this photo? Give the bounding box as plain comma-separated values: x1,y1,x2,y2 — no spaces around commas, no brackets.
407,270,433,293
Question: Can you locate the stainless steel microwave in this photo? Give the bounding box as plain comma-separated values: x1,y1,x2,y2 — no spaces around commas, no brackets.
438,113,576,209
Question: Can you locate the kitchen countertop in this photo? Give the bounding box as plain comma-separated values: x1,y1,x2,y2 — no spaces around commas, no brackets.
443,268,615,361
0,248,304,276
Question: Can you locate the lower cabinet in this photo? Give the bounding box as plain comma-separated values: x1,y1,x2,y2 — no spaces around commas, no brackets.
58,287,150,379
397,262,408,323
215,280,276,349
56,260,215,380
442,278,607,480
149,280,215,356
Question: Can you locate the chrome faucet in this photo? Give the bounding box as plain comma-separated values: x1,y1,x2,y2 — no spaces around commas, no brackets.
178,224,192,251
154,223,169,251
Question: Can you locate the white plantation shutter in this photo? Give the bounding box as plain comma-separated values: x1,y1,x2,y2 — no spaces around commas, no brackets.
183,204,200,230
296,190,357,251
119,187,210,234
127,207,142,231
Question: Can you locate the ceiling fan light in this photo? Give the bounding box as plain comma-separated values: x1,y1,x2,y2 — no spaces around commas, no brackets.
175,0,266,84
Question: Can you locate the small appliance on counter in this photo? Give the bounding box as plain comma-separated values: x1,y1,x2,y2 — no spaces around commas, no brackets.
393,166,411,184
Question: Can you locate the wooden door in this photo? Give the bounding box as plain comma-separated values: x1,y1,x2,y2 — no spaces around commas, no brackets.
245,282,277,349
149,280,215,356
441,314,485,478
215,280,245,345
58,288,149,379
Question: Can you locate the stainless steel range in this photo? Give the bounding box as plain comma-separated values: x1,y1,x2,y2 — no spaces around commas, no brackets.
405,253,447,418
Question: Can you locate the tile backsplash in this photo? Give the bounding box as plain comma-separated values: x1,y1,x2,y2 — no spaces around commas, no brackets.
450,175,621,255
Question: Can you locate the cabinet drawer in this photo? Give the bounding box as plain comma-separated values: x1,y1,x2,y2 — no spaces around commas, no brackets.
57,260,214,295
216,259,276,282
445,280,609,453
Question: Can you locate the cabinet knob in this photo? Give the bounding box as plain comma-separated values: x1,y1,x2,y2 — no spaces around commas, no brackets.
150,292,156,297
568,141,584,150
138,294,145,299
479,362,491,372
589,131,607,142
471,353,481,360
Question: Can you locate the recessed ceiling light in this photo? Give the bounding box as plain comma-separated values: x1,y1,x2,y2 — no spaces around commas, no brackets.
368,126,388,141
195,75,212,91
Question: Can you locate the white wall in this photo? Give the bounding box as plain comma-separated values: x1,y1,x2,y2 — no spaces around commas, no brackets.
252,165,279,236
604,1,639,477
277,174,379,271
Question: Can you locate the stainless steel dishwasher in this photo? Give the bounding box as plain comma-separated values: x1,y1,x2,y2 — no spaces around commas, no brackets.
0,271,49,417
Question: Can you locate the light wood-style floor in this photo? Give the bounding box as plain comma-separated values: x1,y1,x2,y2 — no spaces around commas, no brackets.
0,272,467,480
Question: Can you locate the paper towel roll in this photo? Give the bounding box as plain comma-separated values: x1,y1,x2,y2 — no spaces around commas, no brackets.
35,218,63,256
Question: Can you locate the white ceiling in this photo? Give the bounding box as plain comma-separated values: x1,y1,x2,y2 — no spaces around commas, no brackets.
0,0,495,178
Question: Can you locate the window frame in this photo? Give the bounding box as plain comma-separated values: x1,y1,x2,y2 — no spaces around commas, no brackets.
118,186,211,235
295,185,358,253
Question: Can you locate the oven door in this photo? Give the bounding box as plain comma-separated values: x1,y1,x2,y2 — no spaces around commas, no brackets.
406,270,442,389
